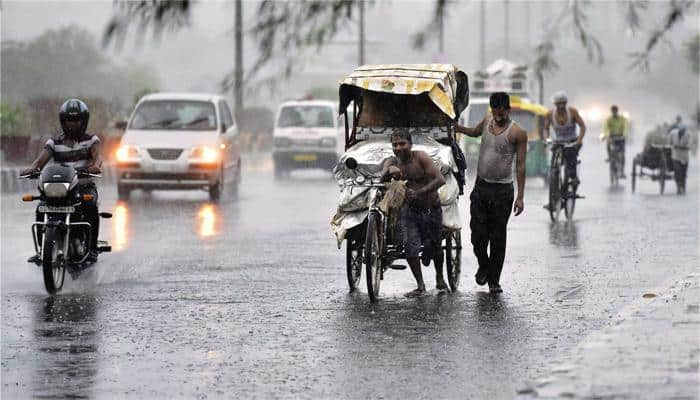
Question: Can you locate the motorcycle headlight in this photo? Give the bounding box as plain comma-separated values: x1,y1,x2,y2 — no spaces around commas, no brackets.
189,146,219,164
43,182,69,198
320,137,336,147
116,146,140,163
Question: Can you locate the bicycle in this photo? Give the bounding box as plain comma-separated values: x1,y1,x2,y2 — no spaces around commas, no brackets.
546,140,582,222
608,137,625,186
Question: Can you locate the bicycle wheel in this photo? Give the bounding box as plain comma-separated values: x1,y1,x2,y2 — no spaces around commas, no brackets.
564,185,576,220
548,152,563,222
364,212,382,303
345,237,362,292
445,230,462,292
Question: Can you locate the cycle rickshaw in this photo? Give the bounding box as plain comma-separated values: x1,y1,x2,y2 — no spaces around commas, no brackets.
331,64,469,302
631,143,674,194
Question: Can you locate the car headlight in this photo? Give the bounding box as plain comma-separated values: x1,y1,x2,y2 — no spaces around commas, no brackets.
43,182,69,198
189,146,219,163
274,137,291,147
116,146,140,163
320,137,336,147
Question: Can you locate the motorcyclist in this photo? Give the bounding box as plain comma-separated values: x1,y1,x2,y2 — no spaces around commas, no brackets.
21,99,103,263
544,91,586,185
602,105,629,178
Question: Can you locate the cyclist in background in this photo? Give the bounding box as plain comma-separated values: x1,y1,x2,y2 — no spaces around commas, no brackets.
602,105,629,178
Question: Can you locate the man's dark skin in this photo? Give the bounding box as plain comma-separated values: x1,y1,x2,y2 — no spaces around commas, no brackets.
20,119,102,176
380,134,446,295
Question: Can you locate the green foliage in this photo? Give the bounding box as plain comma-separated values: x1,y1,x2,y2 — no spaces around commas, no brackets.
683,34,700,74
628,0,697,71
307,87,337,101
0,103,31,137
1,26,160,108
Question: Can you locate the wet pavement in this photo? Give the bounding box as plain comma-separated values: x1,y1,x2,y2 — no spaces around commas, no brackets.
1,143,698,399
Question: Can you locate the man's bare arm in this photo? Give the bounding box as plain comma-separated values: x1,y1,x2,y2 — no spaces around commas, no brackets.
379,156,399,182
543,111,552,141
513,126,527,216
454,117,485,138
86,141,103,173
571,107,586,144
415,152,446,195
20,149,52,175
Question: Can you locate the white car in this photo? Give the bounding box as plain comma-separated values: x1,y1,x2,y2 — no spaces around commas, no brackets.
115,93,242,202
272,100,343,178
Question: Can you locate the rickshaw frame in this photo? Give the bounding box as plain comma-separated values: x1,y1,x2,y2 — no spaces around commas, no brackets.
336,64,468,302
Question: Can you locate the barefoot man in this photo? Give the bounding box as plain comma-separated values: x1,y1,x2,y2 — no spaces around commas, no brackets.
381,130,446,297
454,92,528,293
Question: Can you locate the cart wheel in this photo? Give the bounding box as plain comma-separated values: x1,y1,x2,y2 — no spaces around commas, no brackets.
631,160,637,193
659,156,667,195
445,230,462,292
345,237,362,292
365,212,382,303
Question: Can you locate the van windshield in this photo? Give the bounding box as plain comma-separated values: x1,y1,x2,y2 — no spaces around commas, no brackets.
467,103,489,126
130,100,217,131
510,110,536,133
277,105,335,128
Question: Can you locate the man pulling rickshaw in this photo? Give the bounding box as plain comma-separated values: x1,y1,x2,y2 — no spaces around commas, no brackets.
380,130,447,297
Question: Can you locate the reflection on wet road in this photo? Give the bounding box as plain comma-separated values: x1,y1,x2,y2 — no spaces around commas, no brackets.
112,202,128,251
2,144,698,399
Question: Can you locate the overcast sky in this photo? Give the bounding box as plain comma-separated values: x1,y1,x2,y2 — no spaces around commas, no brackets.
2,0,698,129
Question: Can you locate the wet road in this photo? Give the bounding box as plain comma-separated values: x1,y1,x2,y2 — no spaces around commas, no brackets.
2,143,698,399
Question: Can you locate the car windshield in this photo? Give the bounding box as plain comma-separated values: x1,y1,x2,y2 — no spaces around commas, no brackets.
277,105,335,128
130,100,217,131
510,110,536,133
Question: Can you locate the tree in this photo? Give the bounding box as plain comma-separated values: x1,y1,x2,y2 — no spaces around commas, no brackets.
1,26,160,108
683,34,700,74
102,0,699,89
0,103,30,137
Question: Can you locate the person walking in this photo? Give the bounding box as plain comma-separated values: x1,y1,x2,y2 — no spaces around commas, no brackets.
454,92,528,293
669,124,690,194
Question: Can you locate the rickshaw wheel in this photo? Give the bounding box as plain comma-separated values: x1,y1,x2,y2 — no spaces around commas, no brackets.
659,156,667,195
631,160,637,193
445,230,462,292
365,212,382,303
345,237,362,292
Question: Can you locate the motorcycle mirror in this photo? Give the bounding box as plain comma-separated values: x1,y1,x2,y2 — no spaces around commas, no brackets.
344,157,358,170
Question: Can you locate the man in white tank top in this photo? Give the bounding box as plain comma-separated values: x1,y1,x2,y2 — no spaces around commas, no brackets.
454,92,528,293
544,91,586,187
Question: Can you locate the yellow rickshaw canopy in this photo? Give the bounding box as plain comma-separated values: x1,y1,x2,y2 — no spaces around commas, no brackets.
339,64,469,119
510,95,548,116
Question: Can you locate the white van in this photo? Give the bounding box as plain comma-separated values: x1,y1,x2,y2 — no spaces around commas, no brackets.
272,100,343,178
115,93,242,202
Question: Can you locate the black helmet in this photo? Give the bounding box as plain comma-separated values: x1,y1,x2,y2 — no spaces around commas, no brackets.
59,99,89,139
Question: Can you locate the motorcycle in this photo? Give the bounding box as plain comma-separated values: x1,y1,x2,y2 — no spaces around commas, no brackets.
20,164,112,294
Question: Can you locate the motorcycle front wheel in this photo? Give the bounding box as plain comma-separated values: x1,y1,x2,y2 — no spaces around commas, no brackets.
42,226,66,294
